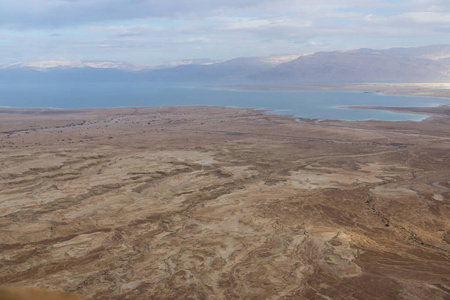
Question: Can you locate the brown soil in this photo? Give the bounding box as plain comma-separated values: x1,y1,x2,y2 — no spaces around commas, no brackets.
0,104,449,299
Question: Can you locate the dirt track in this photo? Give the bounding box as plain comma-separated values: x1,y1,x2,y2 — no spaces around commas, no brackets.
0,105,449,299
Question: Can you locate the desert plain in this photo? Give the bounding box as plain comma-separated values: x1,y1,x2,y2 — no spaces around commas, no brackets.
0,86,449,299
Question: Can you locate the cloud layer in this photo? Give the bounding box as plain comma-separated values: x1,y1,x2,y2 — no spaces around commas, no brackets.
0,0,449,63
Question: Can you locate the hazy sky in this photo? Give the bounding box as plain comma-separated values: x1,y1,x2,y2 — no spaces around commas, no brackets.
1,0,449,64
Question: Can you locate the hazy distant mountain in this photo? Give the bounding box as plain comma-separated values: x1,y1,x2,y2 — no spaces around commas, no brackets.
0,58,218,71
254,45,450,82
1,45,449,83
2,60,143,71
141,54,304,81
0,54,302,82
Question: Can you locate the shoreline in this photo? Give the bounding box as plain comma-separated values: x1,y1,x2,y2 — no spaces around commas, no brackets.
209,82,450,99
338,103,450,122
1,82,450,123
207,82,450,122
0,104,437,123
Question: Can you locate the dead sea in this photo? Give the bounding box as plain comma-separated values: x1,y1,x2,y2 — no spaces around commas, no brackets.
2,81,450,121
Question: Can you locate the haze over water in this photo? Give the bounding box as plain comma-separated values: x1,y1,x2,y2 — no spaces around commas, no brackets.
1,82,449,121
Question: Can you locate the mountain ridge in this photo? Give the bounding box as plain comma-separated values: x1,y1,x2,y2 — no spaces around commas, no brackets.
1,45,449,83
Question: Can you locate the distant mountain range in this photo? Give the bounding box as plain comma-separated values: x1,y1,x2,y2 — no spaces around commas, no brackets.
1,45,449,83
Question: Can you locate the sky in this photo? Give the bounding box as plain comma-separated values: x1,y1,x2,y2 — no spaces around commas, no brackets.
0,0,449,64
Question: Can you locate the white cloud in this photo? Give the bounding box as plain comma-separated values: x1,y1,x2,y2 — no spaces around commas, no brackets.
0,0,449,63
399,12,450,24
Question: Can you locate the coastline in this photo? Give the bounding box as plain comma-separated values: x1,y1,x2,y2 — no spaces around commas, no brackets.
2,82,450,122
338,103,450,122
209,82,450,99
207,82,450,122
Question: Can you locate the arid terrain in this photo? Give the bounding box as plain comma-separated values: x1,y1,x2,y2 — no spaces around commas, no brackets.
0,99,449,299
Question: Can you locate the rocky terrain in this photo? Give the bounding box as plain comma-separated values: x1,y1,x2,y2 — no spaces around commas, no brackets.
0,104,449,299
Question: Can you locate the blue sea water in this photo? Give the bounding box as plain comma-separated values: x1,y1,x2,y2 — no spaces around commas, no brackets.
0,81,449,121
